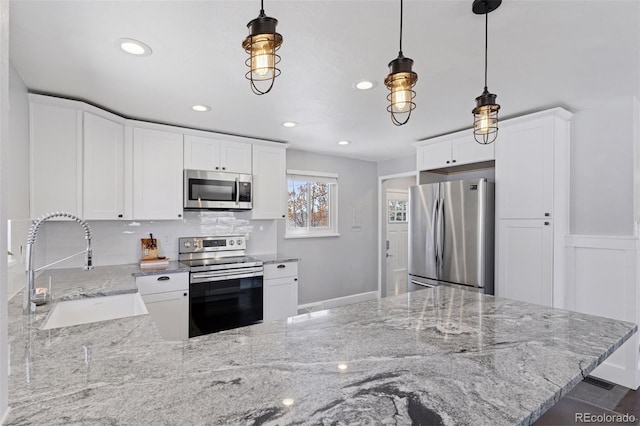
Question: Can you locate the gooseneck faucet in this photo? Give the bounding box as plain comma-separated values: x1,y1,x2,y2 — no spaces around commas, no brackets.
24,211,94,313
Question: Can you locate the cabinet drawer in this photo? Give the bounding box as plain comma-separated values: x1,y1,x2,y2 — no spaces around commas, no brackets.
136,272,189,295
264,262,298,279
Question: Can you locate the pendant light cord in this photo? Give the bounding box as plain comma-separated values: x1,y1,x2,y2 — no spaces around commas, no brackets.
484,11,488,89
260,0,264,15
399,0,404,56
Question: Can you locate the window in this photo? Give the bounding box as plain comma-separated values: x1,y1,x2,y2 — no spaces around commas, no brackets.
388,200,407,223
286,170,339,238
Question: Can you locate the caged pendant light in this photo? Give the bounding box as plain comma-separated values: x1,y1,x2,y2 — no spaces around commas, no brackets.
384,0,418,126
242,0,283,95
472,0,502,144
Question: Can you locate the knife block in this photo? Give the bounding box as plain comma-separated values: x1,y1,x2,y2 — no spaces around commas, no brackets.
141,238,158,260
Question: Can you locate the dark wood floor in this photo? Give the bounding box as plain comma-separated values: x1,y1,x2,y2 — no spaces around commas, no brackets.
535,378,640,425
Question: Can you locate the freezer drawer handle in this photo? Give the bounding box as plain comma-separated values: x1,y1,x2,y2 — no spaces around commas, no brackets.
277,264,286,269
157,276,170,281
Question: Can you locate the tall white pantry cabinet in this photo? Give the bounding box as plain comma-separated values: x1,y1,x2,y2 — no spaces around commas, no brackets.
494,108,573,308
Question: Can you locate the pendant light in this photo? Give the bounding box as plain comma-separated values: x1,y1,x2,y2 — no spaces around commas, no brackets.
472,0,501,144
242,0,283,95
384,0,418,126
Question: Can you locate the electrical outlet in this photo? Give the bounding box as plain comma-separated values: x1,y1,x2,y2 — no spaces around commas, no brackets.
162,234,171,245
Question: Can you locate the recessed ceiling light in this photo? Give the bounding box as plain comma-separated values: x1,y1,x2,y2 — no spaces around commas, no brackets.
337,140,351,146
338,363,348,370
354,80,377,90
192,105,211,112
117,38,152,56
281,121,298,128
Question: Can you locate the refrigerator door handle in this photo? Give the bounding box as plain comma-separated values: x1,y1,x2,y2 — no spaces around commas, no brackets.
438,198,445,270
432,198,439,270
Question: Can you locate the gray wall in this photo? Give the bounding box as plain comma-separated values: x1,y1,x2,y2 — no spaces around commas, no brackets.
377,154,415,177
570,96,636,236
278,149,378,305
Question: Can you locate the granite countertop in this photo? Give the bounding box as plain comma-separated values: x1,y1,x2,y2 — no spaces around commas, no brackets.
5,272,636,425
254,253,300,264
27,262,189,302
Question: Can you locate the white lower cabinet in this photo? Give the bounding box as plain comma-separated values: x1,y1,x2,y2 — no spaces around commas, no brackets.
497,219,553,306
136,272,189,341
263,261,298,321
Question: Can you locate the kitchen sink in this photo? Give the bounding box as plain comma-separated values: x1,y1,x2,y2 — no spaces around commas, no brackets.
41,293,148,330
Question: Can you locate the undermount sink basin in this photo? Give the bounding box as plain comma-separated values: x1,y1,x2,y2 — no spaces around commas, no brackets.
41,293,148,330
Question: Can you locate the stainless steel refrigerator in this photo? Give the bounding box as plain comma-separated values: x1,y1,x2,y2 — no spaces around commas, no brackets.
408,178,495,294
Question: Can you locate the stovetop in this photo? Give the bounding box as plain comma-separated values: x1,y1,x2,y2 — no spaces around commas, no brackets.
178,236,263,272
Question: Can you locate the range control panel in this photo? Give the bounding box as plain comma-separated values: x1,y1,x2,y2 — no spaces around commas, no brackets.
178,236,246,254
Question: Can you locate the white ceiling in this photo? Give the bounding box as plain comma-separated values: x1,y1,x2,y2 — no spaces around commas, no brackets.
9,0,640,162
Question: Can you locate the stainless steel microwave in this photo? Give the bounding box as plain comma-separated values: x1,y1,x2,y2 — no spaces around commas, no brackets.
183,170,252,210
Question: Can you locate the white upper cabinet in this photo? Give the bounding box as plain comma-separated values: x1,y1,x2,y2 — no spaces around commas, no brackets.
133,128,184,220
451,134,495,165
83,112,126,220
250,144,287,219
30,97,82,219
184,135,252,174
30,95,290,221
495,119,554,219
416,131,494,171
417,140,452,170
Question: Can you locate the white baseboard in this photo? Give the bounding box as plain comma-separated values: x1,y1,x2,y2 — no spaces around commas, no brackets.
298,291,378,312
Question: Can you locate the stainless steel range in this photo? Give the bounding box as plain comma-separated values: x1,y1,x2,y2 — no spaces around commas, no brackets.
179,235,263,337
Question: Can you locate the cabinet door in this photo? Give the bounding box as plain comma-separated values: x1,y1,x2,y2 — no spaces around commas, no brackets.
497,219,553,307
416,140,452,170
451,133,494,166
495,119,554,219
251,145,286,219
133,128,184,220
264,276,298,321
183,135,220,171
83,112,125,220
30,102,82,219
141,290,189,341
220,141,252,174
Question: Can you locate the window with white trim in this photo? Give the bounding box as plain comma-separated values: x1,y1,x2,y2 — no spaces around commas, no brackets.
286,170,339,238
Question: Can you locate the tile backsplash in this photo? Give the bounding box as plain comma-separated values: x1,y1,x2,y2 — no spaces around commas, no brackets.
18,212,278,270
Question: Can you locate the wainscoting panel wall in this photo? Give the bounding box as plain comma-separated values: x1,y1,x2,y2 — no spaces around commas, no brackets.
565,235,639,389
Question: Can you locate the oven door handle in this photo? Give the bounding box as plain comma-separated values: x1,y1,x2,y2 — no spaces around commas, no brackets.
191,268,264,283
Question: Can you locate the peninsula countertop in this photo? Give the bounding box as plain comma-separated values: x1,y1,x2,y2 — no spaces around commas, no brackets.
5,268,636,425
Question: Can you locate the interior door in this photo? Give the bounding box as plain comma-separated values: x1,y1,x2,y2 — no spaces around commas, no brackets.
385,190,409,296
